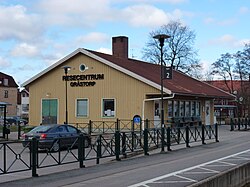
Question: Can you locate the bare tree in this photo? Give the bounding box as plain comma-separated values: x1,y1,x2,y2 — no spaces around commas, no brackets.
211,53,235,93
142,21,202,78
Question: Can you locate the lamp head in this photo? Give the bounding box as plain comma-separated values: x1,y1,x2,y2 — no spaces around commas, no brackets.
153,34,171,47
62,66,71,74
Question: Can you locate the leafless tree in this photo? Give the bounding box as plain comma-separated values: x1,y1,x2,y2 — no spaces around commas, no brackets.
211,53,235,93
142,21,202,78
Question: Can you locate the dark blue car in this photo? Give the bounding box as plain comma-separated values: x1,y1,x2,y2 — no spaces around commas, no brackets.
21,124,91,152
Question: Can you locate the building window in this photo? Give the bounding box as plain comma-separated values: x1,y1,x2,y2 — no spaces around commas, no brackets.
168,101,173,117
191,101,196,116
22,104,29,112
76,99,88,117
4,90,8,98
185,101,191,116
196,101,201,116
102,98,115,117
174,101,179,117
180,101,184,116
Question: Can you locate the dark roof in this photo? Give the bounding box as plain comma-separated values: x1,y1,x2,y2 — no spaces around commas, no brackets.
21,48,235,100
89,50,235,99
0,72,18,88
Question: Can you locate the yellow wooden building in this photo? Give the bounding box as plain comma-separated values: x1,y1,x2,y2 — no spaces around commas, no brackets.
22,36,234,127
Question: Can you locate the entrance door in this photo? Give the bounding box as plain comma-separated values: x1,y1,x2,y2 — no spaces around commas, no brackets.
42,99,58,124
154,101,161,128
205,101,211,125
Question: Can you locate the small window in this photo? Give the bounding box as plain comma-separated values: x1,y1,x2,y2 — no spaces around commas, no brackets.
4,90,8,98
76,99,88,117
102,99,115,117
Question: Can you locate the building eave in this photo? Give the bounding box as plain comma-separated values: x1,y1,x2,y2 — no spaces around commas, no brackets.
21,48,172,94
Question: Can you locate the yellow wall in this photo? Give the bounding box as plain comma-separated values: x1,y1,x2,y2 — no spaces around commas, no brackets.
28,53,159,125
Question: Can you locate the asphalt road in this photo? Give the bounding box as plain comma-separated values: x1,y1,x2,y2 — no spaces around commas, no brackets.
1,125,250,187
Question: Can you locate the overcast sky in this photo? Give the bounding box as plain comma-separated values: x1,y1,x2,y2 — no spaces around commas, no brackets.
0,0,249,86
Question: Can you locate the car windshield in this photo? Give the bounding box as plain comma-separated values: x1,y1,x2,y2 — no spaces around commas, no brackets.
29,125,54,133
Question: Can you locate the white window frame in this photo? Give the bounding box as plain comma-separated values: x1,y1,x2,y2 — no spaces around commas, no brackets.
102,98,116,118
76,98,89,118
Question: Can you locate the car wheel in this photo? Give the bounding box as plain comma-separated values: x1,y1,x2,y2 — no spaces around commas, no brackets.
51,141,60,152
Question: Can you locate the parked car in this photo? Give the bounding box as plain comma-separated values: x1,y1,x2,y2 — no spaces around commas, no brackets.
21,124,91,152
6,116,28,126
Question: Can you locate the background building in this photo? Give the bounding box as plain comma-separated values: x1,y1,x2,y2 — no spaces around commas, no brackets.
0,72,18,118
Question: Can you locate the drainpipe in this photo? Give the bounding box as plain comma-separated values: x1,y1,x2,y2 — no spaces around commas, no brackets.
142,93,175,129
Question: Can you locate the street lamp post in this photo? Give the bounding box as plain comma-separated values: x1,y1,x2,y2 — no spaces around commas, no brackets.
153,34,171,152
63,66,71,124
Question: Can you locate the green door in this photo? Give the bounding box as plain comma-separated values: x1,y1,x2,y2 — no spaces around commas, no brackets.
42,99,58,124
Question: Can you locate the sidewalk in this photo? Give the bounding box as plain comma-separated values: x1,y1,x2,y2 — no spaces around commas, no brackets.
0,125,233,186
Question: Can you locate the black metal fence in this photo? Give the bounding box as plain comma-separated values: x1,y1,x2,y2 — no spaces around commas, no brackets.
229,118,250,131
0,121,218,178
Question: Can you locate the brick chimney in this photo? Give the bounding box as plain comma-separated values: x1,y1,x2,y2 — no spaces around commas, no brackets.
112,36,128,58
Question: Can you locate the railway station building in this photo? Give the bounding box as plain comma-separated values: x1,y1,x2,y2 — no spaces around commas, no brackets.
22,36,235,127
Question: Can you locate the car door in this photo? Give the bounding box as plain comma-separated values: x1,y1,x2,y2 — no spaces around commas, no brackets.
66,125,79,147
56,125,69,147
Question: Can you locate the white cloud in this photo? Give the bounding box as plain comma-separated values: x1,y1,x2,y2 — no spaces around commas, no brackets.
0,5,44,41
76,33,110,44
121,5,182,27
0,56,11,68
97,48,112,54
37,0,113,27
208,34,250,48
11,43,39,57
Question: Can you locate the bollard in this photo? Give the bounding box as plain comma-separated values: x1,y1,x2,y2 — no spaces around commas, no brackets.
31,138,38,177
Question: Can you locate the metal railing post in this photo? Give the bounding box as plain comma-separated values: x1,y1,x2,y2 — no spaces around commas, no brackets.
215,123,219,142
18,123,21,140
31,138,38,177
88,120,92,135
144,119,149,155
186,126,190,148
167,126,171,151
78,134,85,168
202,125,206,145
230,118,234,131
115,131,121,161
122,132,126,157
161,127,165,152
96,135,101,164
116,118,120,131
